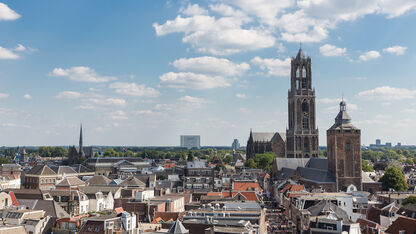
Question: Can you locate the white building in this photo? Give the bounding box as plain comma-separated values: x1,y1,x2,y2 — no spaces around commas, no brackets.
180,135,200,149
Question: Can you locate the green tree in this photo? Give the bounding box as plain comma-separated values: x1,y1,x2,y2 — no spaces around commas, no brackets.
379,167,408,191
187,151,194,161
362,160,374,172
245,158,257,168
253,152,275,171
0,157,11,164
406,158,414,165
103,148,118,157
403,196,416,205
214,164,226,171
223,155,233,165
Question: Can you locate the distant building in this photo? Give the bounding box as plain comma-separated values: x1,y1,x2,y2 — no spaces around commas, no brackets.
246,130,286,159
231,139,240,150
180,135,200,149
68,124,94,164
376,139,381,145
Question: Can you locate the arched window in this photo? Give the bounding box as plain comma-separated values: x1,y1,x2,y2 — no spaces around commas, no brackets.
302,100,308,112
302,114,309,129
302,67,306,77
296,67,300,77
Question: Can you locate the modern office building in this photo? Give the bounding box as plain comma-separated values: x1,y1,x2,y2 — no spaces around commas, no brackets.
180,135,201,149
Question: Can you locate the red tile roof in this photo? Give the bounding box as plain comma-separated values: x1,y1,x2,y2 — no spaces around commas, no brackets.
386,216,416,233
233,182,262,193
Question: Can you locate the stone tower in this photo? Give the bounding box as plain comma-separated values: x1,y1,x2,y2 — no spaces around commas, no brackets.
327,100,362,191
286,48,319,158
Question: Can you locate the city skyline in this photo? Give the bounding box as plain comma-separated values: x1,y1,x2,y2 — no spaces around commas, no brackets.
1,1,416,146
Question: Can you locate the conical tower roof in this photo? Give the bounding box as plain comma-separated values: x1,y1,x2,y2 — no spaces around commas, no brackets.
296,48,306,60
168,220,189,234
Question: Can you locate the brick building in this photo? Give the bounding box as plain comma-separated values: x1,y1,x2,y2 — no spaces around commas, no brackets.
327,100,362,191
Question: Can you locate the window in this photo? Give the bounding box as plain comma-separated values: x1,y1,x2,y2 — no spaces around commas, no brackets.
302,67,306,77
346,142,351,150
302,114,309,129
302,101,308,112
302,78,307,89
296,67,300,77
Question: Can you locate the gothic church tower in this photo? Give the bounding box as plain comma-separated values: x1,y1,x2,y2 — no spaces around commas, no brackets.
286,48,319,158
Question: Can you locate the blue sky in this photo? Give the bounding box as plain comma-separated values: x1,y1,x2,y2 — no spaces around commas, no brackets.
1,0,416,146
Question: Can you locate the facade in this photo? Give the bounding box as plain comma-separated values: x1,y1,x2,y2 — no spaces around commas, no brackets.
180,135,201,149
327,101,362,191
286,48,319,158
246,131,286,159
24,164,58,190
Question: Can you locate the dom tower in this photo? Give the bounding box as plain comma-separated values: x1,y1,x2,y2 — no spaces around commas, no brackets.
286,48,319,158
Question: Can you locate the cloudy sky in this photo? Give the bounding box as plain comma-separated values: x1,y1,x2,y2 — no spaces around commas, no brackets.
1,0,416,147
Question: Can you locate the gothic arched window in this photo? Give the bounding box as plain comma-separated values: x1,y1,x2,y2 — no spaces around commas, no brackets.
296,67,300,77
302,113,309,129
302,67,306,77
302,100,308,112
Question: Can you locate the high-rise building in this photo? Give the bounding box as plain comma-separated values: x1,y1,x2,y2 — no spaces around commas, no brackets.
327,100,362,191
180,135,201,149
231,139,240,150
286,48,319,158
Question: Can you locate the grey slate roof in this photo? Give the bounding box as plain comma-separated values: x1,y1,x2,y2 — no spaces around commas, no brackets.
296,167,335,183
50,166,77,175
329,101,358,130
56,176,85,187
120,177,146,187
27,165,56,176
307,200,349,221
251,132,276,142
275,167,296,180
168,220,189,234
305,158,328,171
274,158,310,171
86,175,111,185
18,199,69,218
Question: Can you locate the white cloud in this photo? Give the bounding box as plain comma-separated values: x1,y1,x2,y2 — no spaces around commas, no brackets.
236,93,246,99
178,95,208,109
171,56,250,76
0,3,20,21
159,72,231,90
0,46,19,59
180,4,209,16
402,109,416,114
107,110,128,120
78,97,126,110
0,93,9,99
55,91,83,99
319,44,346,56
324,102,358,114
153,5,275,55
383,45,407,55
49,66,116,83
23,94,32,99
14,44,26,52
251,56,291,76
358,86,416,100
359,50,381,61
109,82,159,98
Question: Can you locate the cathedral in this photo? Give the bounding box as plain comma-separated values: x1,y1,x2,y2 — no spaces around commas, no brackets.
68,124,94,164
250,48,382,192
247,48,318,159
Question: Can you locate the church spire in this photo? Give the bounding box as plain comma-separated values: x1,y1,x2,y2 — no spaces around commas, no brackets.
79,123,85,156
